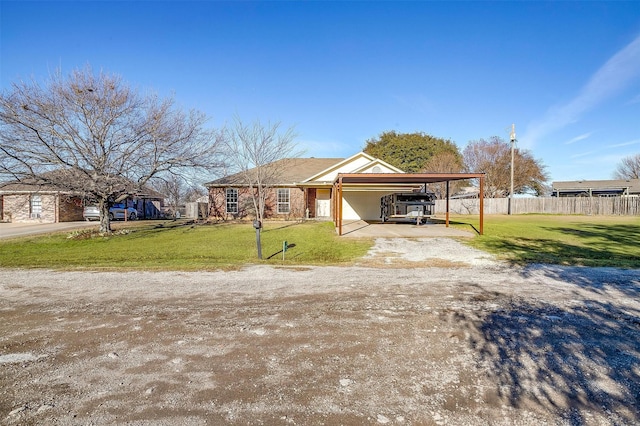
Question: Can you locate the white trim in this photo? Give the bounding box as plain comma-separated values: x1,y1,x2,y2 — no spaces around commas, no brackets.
301,152,404,184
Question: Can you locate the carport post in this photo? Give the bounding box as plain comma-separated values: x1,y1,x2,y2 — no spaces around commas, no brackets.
479,175,484,235
445,180,450,228
338,176,343,236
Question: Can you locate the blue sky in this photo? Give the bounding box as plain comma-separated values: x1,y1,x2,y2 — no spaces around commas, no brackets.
2,1,639,184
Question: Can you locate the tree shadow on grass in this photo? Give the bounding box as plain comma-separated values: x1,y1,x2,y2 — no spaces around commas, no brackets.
480,222,640,268
456,296,640,424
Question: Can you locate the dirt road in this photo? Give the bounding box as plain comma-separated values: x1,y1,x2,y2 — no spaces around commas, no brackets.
1,239,639,425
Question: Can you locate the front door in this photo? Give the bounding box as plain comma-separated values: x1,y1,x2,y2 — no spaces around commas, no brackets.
315,189,331,218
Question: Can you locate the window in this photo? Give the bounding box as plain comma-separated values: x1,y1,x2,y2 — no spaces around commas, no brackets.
226,188,238,214
30,194,42,218
277,188,290,214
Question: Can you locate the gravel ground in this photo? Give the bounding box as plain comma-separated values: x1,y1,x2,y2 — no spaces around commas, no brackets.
1,238,640,425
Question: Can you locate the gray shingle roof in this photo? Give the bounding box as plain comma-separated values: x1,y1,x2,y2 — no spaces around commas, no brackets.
552,179,640,194
206,158,344,187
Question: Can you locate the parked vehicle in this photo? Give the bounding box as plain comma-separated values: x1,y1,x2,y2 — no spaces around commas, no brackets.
380,191,436,224
108,203,138,221
83,204,138,221
83,205,100,221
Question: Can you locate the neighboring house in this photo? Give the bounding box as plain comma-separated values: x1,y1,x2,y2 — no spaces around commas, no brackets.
0,181,85,223
552,179,640,197
0,180,165,223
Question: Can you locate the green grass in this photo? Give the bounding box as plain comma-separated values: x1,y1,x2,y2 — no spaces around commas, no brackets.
449,214,640,268
2,215,640,270
0,221,372,270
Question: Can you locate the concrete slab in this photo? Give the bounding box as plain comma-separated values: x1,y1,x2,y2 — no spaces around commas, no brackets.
339,219,476,238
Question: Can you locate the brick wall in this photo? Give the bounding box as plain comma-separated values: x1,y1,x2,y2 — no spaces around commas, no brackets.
59,195,84,222
1,194,57,223
208,186,306,220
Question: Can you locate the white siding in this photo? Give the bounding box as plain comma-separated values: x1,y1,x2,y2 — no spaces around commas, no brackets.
342,191,394,221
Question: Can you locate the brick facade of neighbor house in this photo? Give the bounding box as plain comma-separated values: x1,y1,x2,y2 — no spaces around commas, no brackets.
58,195,85,222
0,193,84,223
1,174,165,223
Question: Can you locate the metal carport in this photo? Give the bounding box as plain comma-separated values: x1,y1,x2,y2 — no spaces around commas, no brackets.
332,172,485,236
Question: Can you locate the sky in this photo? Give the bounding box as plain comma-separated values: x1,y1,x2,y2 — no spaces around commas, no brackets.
1,1,640,184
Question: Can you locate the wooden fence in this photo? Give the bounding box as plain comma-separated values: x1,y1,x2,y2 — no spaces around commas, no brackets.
434,196,640,215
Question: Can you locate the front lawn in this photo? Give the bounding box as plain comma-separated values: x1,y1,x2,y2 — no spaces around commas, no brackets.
450,214,640,268
0,221,372,270
2,215,639,270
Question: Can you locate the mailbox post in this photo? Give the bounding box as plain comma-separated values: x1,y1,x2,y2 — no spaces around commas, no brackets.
253,220,262,259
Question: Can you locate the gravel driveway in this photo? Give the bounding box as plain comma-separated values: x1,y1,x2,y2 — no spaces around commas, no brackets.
1,238,639,425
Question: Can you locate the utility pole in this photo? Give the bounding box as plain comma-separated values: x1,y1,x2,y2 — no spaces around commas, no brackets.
508,123,516,215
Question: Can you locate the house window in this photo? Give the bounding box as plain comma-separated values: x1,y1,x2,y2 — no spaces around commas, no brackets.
226,188,238,214
277,188,290,214
30,194,42,218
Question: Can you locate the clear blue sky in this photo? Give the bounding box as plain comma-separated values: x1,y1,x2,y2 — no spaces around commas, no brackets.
2,1,639,184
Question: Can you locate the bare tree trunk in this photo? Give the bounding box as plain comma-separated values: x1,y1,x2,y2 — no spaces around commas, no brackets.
98,200,111,233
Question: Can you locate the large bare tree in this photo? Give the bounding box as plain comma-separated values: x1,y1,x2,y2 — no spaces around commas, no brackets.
421,151,466,199
0,66,222,232
223,117,298,259
613,153,640,180
463,136,548,197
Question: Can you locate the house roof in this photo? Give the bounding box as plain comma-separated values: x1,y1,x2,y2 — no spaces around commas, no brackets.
0,174,165,199
552,179,640,194
206,157,344,187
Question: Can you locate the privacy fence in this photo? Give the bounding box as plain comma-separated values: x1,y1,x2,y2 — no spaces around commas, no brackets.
434,196,640,216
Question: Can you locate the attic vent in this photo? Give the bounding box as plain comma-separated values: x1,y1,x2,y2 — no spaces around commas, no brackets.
372,166,382,173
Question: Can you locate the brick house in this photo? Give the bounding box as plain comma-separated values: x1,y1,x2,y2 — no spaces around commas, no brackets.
0,182,85,223
205,152,404,221
1,180,165,223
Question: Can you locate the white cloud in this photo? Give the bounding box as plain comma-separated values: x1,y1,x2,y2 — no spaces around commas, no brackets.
607,138,640,148
521,34,640,148
570,150,598,159
565,132,592,145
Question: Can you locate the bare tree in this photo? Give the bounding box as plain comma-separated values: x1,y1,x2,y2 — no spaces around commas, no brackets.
421,151,466,199
223,117,299,259
0,66,223,232
613,153,640,180
463,136,548,197
150,174,208,218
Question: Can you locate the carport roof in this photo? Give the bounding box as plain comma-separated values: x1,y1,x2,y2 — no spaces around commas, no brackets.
334,172,484,185
333,172,486,236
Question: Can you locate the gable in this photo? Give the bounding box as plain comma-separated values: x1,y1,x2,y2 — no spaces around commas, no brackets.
302,152,404,184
